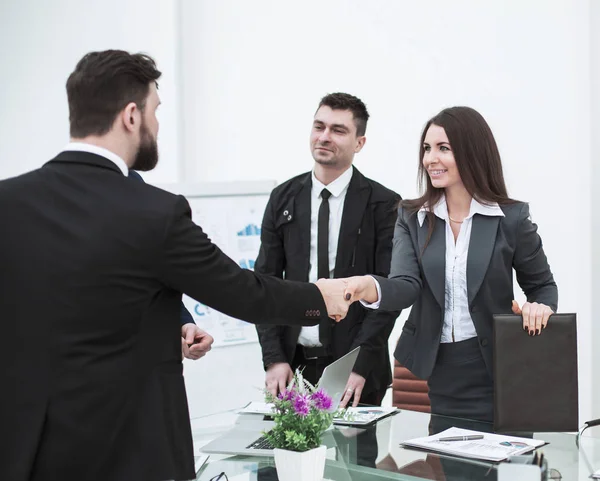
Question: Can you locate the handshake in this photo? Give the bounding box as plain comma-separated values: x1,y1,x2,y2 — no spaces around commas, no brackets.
315,276,380,321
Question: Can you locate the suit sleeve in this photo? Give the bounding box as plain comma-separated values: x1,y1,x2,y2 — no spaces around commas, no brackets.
254,193,289,368
130,170,196,327
350,194,401,379
513,203,558,311
374,207,423,312
180,303,195,326
158,196,327,326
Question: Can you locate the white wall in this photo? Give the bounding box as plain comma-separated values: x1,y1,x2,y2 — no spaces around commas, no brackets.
0,0,180,183
591,0,600,426
1,0,598,424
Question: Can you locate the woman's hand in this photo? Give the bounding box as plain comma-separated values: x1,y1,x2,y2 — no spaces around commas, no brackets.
343,276,379,304
512,300,554,335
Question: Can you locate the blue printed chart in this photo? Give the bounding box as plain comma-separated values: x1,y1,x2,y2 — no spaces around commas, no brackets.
177,185,274,347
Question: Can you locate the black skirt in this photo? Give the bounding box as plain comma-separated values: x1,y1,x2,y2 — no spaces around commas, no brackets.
427,337,494,423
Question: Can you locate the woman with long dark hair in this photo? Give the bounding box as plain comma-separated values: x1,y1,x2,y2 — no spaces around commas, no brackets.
344,106,557,422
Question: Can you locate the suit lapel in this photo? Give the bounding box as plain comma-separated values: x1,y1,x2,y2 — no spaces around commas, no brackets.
334,168,370,275
417,214,446,310
294,175,312,281
466,215,500,305
284,175,312,344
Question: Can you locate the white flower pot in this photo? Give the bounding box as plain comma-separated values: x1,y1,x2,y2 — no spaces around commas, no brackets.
273,444,327,481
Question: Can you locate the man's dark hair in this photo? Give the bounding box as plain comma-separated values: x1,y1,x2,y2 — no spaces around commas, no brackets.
66,50,162,138
317,92,370,136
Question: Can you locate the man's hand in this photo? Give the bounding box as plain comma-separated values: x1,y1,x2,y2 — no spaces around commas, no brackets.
181,323,214,360
343,276,379,304
315,278,351,322
265,362,294,398
338,372,367,408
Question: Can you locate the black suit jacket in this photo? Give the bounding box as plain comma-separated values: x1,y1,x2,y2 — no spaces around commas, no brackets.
0,151,331,481
255,167,401,396
376,203,558,380
129,169,194,326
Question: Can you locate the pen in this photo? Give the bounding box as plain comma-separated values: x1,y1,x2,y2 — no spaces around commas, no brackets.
439,435,484,442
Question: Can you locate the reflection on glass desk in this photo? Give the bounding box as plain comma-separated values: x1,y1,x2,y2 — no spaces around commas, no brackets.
190,407,600,480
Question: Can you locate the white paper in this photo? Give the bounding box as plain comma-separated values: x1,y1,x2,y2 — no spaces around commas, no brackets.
401,427,545,462
237,401,275,415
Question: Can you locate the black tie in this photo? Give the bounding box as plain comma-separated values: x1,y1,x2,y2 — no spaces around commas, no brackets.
318,188,332,347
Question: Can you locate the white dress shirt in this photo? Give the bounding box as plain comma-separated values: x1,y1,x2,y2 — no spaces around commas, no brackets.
63,142,128,176
298,167,353,347
363,195,505,343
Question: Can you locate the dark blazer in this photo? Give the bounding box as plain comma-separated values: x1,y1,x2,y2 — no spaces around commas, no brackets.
255,166,401,396
0,151,331,481
375,203,558,381
128,169,194,327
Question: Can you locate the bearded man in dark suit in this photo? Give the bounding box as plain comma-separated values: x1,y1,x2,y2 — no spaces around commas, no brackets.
0,50,350,481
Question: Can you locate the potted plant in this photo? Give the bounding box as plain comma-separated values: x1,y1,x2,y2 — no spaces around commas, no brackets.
264,371,335,481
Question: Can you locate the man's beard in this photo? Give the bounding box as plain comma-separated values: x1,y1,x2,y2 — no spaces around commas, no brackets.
313,149,338,167
131,123,159,172
314,157,338,166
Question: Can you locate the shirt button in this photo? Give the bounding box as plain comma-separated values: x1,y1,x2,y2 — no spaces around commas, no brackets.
316,310,320,316
480,338,489,347
283,210,289,216
287,215,292,221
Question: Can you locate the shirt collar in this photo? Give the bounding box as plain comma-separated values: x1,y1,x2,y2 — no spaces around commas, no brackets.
417,194,505,226
311,166,353,198
62,142,129,176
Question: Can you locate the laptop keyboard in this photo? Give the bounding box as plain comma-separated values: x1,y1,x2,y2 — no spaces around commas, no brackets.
246,434,275,450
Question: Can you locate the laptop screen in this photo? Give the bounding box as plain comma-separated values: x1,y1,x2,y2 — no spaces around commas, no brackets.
317,346,360,412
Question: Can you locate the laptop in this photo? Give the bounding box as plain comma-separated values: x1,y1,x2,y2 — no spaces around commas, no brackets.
200,346,360,456
493,313,578,432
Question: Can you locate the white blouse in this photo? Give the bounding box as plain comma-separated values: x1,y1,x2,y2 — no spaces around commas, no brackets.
363,195,505,343
417,196,505,342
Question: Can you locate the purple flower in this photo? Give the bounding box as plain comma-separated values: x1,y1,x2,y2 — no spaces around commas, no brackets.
278,390,295,402
310,389,333,411
293,394,311,417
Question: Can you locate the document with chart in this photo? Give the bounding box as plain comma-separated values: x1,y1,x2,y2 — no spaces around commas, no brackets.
401,427,545,462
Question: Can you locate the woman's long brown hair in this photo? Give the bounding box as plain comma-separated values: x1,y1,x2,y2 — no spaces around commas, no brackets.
403,106,517,251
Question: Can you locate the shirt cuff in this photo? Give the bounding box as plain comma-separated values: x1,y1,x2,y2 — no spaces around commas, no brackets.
359,275,382,309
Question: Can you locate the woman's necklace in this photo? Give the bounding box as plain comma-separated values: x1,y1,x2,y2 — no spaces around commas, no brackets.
449,216,464,224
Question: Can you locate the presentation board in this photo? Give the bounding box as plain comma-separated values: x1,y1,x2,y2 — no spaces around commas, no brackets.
155,180,276,347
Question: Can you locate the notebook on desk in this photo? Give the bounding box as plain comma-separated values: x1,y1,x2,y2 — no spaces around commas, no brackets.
493,313,578,432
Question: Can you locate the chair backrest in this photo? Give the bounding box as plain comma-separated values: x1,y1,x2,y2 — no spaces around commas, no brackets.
392,360,431,413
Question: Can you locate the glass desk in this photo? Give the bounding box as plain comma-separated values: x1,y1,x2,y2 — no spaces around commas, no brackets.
191,407,600,480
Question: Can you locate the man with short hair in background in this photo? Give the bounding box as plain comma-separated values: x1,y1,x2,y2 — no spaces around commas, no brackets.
256,93,401,408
